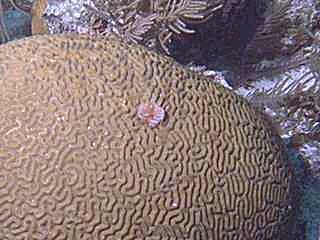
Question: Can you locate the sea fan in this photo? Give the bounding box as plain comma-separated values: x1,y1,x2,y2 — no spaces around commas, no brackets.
151,0,222,52
88,0,222,53
230,0,320,89
241,0,294,64
247,47,320,143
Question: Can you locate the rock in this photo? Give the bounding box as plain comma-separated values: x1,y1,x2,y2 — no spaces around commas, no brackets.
31,0,48,34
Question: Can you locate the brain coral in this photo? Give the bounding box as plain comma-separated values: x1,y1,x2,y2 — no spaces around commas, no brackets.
0,34,292,239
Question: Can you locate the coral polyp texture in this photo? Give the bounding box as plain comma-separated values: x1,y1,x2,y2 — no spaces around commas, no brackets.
0,34,292,239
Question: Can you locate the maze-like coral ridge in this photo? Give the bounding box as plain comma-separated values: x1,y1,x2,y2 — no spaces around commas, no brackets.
0,34,292,239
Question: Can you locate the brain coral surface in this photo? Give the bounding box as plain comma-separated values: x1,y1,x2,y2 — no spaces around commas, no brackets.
0,34,292,239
